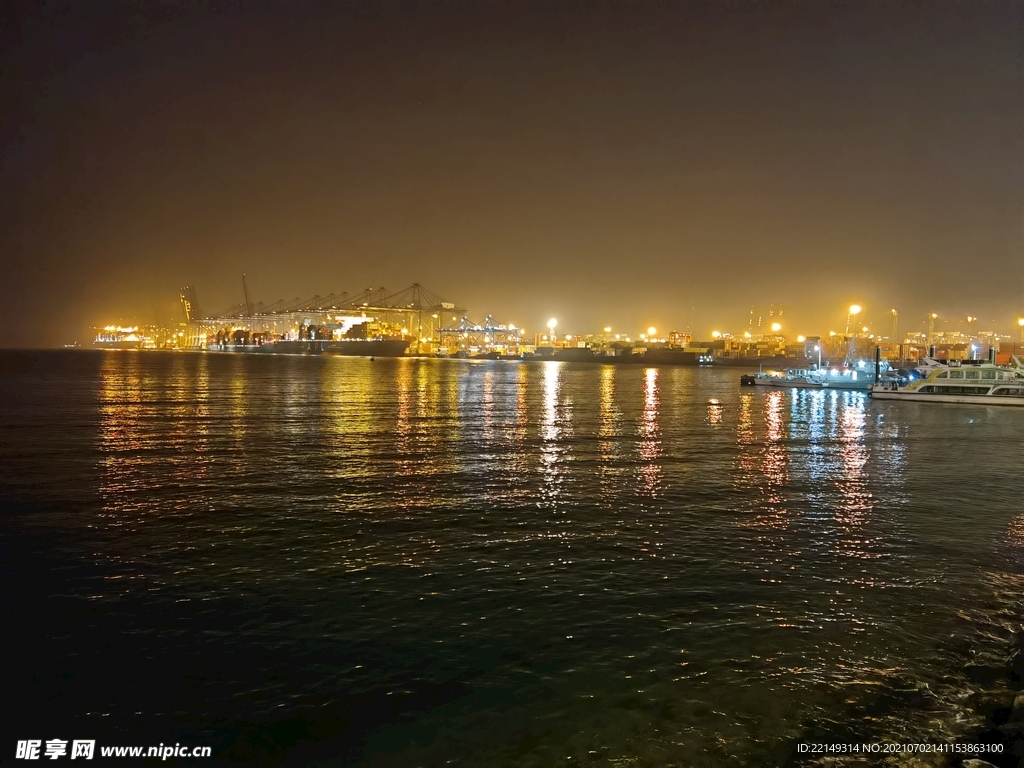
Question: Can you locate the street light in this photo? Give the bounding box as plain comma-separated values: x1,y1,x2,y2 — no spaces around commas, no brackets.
770,322,782,333
647,326,657,337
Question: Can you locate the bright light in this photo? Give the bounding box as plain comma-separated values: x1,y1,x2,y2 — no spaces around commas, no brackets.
603,326,612,333
547,318,557,330
849,304,862,315
770,323,781,333
743,332,751,339
861,326,868,333
797,335,806,342
829,331,837,337
1018,318,1024,327
647,326,656,336
712,331,721,338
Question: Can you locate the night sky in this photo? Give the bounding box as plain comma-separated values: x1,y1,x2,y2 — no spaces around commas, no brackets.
1,1,1021,347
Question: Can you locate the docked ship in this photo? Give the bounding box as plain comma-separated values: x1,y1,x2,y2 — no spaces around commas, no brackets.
206,337,410,357
752,368,824,388
202,311,413,357
93,326,146,350
181,278,479,359
752,361,887,391
323,338,411,357
871,361,1024,406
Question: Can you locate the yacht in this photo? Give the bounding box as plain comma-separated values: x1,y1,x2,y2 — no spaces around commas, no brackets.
871,361,1024,406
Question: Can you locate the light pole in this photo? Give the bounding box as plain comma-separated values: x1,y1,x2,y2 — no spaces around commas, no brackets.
547,318,557,347
845,305,861,360
845,304,861,336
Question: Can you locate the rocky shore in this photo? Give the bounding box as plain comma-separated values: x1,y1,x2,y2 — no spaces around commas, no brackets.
788,628,1024,768
947,629,1024,768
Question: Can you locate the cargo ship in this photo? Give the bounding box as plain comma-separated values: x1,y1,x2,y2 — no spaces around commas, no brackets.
93,326,146,350
205,337,410,357
325,339,410,356
203,315,412,357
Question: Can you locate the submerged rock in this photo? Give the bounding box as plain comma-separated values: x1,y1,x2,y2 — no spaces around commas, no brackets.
1012,692,1024,715
1008,651,1024,682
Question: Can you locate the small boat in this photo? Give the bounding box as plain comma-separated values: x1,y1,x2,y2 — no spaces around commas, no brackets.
752,361,887,391
871,361,1024,406
752,369,824,389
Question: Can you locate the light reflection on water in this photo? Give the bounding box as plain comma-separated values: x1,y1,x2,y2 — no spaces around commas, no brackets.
637,367,662,497
4,352,1024,767
539,361,566,510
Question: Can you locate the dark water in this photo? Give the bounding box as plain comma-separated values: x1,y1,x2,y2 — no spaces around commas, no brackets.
2,350,1023,766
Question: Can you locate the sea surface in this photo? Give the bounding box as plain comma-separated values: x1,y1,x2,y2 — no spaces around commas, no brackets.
2,350,1023,766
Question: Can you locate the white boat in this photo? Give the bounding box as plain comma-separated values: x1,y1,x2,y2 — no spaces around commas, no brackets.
753,361,887,391
752,369,824,389
871,361,1024,406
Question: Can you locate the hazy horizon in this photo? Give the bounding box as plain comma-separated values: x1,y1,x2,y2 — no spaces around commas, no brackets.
3,1,1021,347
